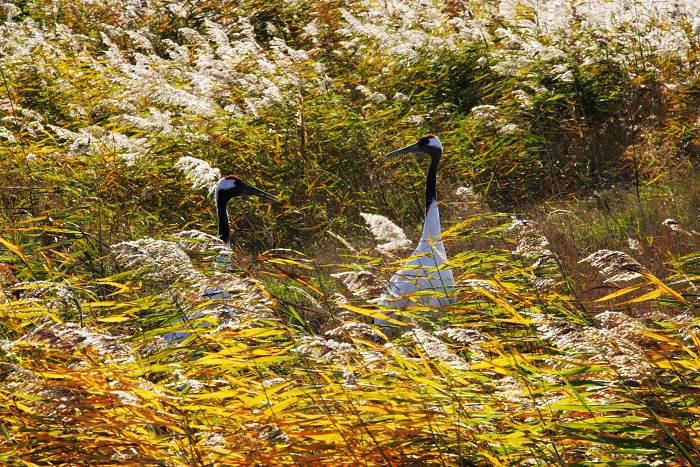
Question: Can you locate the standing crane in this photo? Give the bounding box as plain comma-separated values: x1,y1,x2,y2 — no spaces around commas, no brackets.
376,134,456,323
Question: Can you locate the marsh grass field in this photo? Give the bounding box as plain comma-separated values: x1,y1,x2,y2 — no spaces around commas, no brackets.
1,0,700,464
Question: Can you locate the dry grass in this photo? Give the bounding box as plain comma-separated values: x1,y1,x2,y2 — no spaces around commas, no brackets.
534,175,700,314
2,209,698,464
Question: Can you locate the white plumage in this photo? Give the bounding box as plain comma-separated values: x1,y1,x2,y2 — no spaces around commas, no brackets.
380,200,456,309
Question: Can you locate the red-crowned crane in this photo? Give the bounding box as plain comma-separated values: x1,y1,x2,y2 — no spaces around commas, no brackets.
216,175,278,247
163,175,278,344
376,134,456,324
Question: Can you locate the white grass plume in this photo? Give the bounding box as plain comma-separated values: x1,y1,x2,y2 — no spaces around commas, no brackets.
325,321,377,340
662,218,700,236
171,229,230,255
197,272,274,318
627,237,642,253
579,249,645,284
537,314,653,381
175,156,221,195
408,328,469,371
331,270,384,301
360,212,411,253
505,217,555,266
14,321,133,363
13,280,81,314
455,185,481,205
111,238,202,283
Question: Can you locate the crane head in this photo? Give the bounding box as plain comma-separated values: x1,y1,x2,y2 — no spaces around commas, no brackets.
215,175,279,247
215,175,279,202
386,134,442,158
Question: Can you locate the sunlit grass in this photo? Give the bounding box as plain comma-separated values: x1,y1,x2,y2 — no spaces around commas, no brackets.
0,214,699,464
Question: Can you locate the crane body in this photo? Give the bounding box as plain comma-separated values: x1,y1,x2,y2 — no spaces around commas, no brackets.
376,134,456,323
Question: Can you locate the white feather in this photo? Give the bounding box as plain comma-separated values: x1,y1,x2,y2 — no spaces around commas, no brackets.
377,200,456,322
217,178,237,191
425,136,443,151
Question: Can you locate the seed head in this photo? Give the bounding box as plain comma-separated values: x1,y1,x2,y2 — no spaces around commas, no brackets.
579,249,645,284
360,212,412,253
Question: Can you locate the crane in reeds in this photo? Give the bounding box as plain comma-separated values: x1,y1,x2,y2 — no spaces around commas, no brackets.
376,134,456,322
162,175,277,343
215,175,278,247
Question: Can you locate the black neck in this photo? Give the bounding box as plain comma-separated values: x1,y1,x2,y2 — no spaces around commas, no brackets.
216,192,231,246
425,152,440,213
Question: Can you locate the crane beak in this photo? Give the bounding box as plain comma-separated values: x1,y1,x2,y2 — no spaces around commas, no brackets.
385,143,422,157
242,184,280,202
